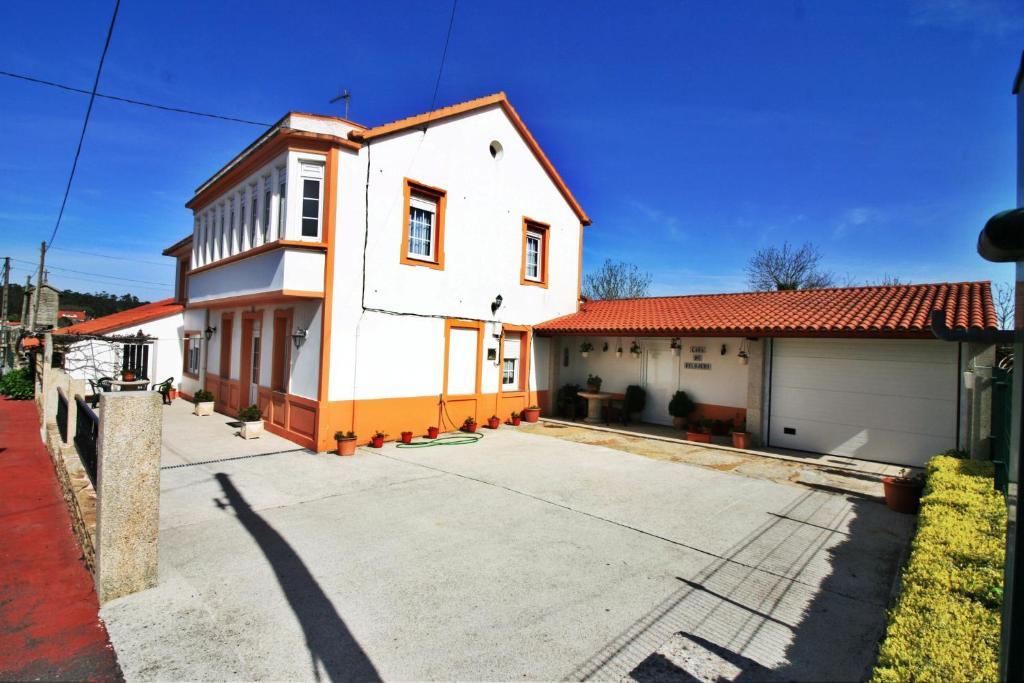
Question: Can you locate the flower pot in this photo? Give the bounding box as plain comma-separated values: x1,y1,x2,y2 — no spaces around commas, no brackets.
168,389,179,400
486,417,500,429
401,431,413,444
882,476,924,514
427,426,439,439
671,416,685,429
731,432,751,449
510,417,521,426
370,435,384,448
523,407,541,423
586,383,601,393
193,401,215,416
686,431,711,443
336,438,357,456
240,420,264,440
462,423,478,433
581,351,590,358
122,371,136,381
671,348,680,356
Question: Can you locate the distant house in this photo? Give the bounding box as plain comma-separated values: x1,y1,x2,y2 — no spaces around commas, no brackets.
58,310,88,324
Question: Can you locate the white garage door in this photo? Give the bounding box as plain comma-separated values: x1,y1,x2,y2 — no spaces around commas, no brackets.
769,339,959,467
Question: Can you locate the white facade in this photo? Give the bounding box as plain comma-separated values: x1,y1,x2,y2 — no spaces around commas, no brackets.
64,312,184,387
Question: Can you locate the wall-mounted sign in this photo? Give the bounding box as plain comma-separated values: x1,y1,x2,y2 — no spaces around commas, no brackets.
684,362,712,370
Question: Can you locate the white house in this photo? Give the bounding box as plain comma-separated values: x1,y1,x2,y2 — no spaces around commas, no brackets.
167,93,589,451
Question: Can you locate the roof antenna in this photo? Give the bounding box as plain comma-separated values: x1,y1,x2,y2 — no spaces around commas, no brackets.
329,89,351,120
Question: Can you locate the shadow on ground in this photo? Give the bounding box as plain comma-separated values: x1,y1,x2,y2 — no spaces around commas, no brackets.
214,472,380,682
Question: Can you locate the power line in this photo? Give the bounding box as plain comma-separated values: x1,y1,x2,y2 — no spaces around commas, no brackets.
50,246,174,268
10,258,168,286
429,0,459,112
46,274,171,294
0,70,272,127
46,0,121,249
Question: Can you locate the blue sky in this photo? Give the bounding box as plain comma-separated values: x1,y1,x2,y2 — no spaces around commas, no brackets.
1,0,1022,301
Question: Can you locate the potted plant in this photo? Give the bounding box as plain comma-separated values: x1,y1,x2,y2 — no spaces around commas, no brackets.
670,338,681,356
686,418,713,444
122,369,137,382
731,418,751,449
523,405,541,423
427,426,440,439
462,416,478,433
586,374,603,392
668,390,695,429
193,389,215,416
400,430,414,444
509,411,522,426
882,469,926,514
335,430,357,456
625,385,646,421
630,341,642,358
486,415,501,429
238,404,264,440
370,431,385,448
580,341,594,358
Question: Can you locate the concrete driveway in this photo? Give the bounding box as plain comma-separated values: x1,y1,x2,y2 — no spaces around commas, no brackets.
102,412,913,681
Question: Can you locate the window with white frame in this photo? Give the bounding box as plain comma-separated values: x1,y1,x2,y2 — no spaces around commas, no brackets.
276,167,287,239
238,191,247,249
300,162,323,238
201,214,209,263
525,230,542,280
228,199,236,255
185,333,201,375
407,193,436,260
249,185,258,245
502,332,522,389
218,205,225,259
262,176,272,242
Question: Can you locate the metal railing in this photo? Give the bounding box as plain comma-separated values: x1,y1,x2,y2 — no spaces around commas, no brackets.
74,394,99,482
56,386,68,443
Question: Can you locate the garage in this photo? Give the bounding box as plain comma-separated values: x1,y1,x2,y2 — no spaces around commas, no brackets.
768,338,960,467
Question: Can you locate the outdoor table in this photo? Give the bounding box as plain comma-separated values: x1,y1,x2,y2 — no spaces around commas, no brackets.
110,379,150,392
577,390,614,424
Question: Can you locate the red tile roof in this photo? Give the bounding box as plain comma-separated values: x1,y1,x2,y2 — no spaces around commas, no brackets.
535,282,997,338
56,298,184,336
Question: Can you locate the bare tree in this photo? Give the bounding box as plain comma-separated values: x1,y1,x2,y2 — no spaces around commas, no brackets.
583,259,653,300
745,242,834,291
868,274,905,286
994,282,1014,330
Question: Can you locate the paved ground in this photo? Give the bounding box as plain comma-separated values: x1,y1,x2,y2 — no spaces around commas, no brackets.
0,397,121,681
102,411,914,681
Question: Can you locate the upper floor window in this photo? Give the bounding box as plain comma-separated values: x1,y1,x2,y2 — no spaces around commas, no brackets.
249,185,258,246
300,162,324,239
218,205,225,259
520,218,549,287
229,199,236,255
276,167,287,239
400,179,446,270
262,176,272,242
238,191,247,250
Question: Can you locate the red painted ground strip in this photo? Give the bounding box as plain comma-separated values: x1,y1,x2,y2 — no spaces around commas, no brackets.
0,397,121,681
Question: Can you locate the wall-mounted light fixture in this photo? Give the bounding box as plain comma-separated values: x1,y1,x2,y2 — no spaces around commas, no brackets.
292,327,308,349
720,343,728,356
204,325,217,341
491,294,503,315
738,339,750,365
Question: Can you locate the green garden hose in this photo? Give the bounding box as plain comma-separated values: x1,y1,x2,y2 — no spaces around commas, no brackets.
395,432,484,448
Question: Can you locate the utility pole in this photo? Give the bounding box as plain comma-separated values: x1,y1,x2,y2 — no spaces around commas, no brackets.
329,89,351,120
32,241,45,333
1,257,8,370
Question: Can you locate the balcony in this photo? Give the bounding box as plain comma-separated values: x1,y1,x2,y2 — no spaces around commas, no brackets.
187,241,326,306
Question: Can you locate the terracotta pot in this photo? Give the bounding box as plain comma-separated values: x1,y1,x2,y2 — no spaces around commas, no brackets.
486,417,500,429
370,436,384,448
122,370,136,381
463,423,478,433
168,389,179,400
671,416,685,429
336,438,357,456
731,432,750,449
882,476,924,514
427,426,439,439
686,431,711,443
511,417,521,426
401,431,413,444
523,408,541,423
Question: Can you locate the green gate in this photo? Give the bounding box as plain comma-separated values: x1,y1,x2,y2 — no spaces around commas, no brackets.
992,365,1012,495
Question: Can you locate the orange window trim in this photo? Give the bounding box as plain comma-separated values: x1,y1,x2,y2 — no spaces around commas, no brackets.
442,319,483,397
520,217,550,288
183,329,201,378
271,308,293,393
400,178,446,270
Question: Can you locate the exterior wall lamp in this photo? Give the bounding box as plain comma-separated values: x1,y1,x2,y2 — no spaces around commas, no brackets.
292,327,308,349
204,325,217,341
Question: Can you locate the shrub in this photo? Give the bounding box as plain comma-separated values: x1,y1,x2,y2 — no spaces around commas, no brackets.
0,367,33,400
624,385,646,414
193,389,214,404
871,456,1005,683
238,404,261,422
668,390,695,418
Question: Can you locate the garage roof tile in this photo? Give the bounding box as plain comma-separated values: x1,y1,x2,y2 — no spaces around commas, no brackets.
535,282,997,338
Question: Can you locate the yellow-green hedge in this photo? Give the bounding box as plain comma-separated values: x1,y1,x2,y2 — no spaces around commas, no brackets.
872,456,1006,683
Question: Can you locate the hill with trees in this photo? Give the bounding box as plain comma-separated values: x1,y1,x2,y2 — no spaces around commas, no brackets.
4,282,149,323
